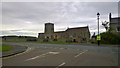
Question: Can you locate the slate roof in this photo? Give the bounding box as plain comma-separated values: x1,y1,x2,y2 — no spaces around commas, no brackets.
111,17,120,24
66,26,89,31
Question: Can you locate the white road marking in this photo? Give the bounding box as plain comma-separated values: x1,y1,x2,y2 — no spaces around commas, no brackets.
25,51,60,61
3,47,33,59
56,62,66,68
25,52,49,61
24,47,32,53
26,56,40,60
48,52,60,54
74,50,88,58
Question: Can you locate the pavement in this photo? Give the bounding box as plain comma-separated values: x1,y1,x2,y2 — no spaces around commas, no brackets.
1,42,119,68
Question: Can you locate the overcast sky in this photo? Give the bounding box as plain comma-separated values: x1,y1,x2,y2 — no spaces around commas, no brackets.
1,2,118,37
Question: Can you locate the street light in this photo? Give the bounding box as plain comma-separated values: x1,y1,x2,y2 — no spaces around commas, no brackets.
97,13,100,46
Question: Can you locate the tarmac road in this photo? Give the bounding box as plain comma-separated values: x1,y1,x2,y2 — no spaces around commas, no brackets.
2,42,119,67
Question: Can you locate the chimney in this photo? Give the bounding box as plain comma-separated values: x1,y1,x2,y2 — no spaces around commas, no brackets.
109,13,112,23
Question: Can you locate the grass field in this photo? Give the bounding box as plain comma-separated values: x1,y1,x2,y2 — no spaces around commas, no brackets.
0,45,13,52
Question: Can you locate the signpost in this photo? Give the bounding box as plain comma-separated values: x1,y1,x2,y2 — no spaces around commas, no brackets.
97,35,101,41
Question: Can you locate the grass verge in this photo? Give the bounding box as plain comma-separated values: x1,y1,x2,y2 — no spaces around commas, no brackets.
0,45,13,52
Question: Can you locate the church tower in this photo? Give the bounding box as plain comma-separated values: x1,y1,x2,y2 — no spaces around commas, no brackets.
44,23,54,39
45,23,54,34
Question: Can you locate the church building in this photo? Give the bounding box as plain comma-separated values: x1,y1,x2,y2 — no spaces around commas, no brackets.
38,23,90,43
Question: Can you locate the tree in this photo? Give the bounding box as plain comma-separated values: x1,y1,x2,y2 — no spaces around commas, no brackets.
92,32,96,38
102,21,109,31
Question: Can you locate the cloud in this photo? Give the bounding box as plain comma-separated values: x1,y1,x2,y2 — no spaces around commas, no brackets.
2,2,118,37
2,0,120,2
1,29,38,37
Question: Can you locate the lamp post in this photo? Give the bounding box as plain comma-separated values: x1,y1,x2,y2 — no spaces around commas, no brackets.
97,13,100,46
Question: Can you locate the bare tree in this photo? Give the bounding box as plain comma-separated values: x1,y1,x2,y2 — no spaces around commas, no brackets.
102,21,109,31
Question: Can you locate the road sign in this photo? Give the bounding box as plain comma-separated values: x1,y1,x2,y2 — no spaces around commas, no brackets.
97,35,101,41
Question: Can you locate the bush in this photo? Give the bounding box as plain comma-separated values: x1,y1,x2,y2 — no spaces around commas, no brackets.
43,39,49,42
26,39,37,41
53,39,57,41
100,32,120,44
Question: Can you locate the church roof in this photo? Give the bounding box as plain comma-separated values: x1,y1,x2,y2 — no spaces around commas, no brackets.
111,17,120,24
66,26,89,31
53,26,89,33
45,23,54,25
112,17,120,19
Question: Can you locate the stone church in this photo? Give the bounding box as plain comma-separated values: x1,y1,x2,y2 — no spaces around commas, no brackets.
38,23,90,43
